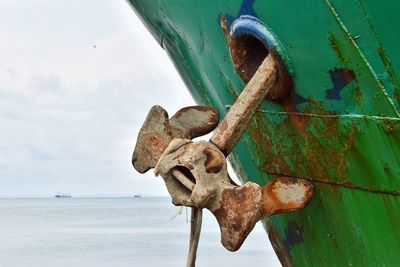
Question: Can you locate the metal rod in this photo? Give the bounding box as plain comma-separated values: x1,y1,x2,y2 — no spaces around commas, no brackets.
170,171,201,267
172,169,195,191
210,54,278,155
186,208,202,267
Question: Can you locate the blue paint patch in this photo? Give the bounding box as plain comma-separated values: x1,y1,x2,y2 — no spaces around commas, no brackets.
223,15,236,29
220,0,295,77
219,0,277,54
219,0,296,99
326,68,356,100
238,0,258,18
230,16,277,49
291,92,308,107
283,221,304,250
220,0,258,29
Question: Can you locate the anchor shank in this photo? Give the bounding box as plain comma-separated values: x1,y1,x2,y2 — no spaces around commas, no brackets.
210,54,277,155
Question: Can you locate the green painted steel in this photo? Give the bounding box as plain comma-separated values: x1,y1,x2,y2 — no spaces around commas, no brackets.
128,0,400,265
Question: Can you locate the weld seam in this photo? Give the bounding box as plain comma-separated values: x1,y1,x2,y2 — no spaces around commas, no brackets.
266,171,400,196
224,105,400,121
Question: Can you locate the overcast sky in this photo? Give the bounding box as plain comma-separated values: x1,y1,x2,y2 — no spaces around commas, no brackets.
0,0,195,197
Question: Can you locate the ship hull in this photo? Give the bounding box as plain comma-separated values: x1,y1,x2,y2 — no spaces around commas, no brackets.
128,1,400,265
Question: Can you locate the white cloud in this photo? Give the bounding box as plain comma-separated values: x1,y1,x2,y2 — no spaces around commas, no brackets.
0,0,194,197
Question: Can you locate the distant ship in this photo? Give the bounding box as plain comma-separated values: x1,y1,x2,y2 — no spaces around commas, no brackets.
54,193,71,198
133,194,142,198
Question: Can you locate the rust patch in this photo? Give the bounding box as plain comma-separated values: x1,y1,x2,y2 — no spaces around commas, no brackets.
212,183,262,251
384,120,398,135
261,177,314,216
329,33,347,65
247,107,358,185
132,105,172,173
219,120,228,132
394,91,400,106
203,146,225,173
228,31,292,100
172,144,189,161
229,33,268,83
268,49,293,100
284,103,310,133
219,15,229,37
377,47,400,100
150,135,165,150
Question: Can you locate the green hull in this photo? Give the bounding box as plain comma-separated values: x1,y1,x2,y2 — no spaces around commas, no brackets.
128,0,400,266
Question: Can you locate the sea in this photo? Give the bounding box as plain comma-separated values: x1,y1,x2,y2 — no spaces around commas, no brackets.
0,198,280,267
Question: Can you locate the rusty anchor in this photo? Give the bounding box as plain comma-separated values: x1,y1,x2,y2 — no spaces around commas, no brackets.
132,105,219,266
154,139,313,251
132,54,313,255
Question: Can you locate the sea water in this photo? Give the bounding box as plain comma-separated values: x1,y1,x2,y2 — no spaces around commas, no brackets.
0,198,280,267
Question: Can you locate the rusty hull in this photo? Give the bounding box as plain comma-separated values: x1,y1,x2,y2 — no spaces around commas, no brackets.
210,54,278,155
128,0,400,265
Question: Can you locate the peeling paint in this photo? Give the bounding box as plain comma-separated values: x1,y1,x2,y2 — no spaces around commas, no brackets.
326,68,356,100
284,221,304,250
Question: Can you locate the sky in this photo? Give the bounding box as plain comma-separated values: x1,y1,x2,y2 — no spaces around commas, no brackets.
0,0,195,197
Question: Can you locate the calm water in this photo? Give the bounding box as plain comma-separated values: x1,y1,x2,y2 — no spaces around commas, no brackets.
0,198,280,267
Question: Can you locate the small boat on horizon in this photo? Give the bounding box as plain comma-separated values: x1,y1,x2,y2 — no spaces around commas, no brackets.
133,194,141,198
54,193,71,198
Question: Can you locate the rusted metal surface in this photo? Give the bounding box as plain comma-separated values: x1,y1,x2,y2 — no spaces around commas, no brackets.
246,110,400,194
228,16,293,100
129,0,400,265
210,54,278,155
260,177,314,217
155,140,228,209
213,181,263,251
170,106,220,139
131,105,173,174
132,105,219,173
187,207,202,267
132,46,313,253
172,169,195,191
229,34,268,84
154,139,313,251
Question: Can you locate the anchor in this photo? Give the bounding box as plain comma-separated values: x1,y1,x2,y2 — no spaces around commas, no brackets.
132,54,313,265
